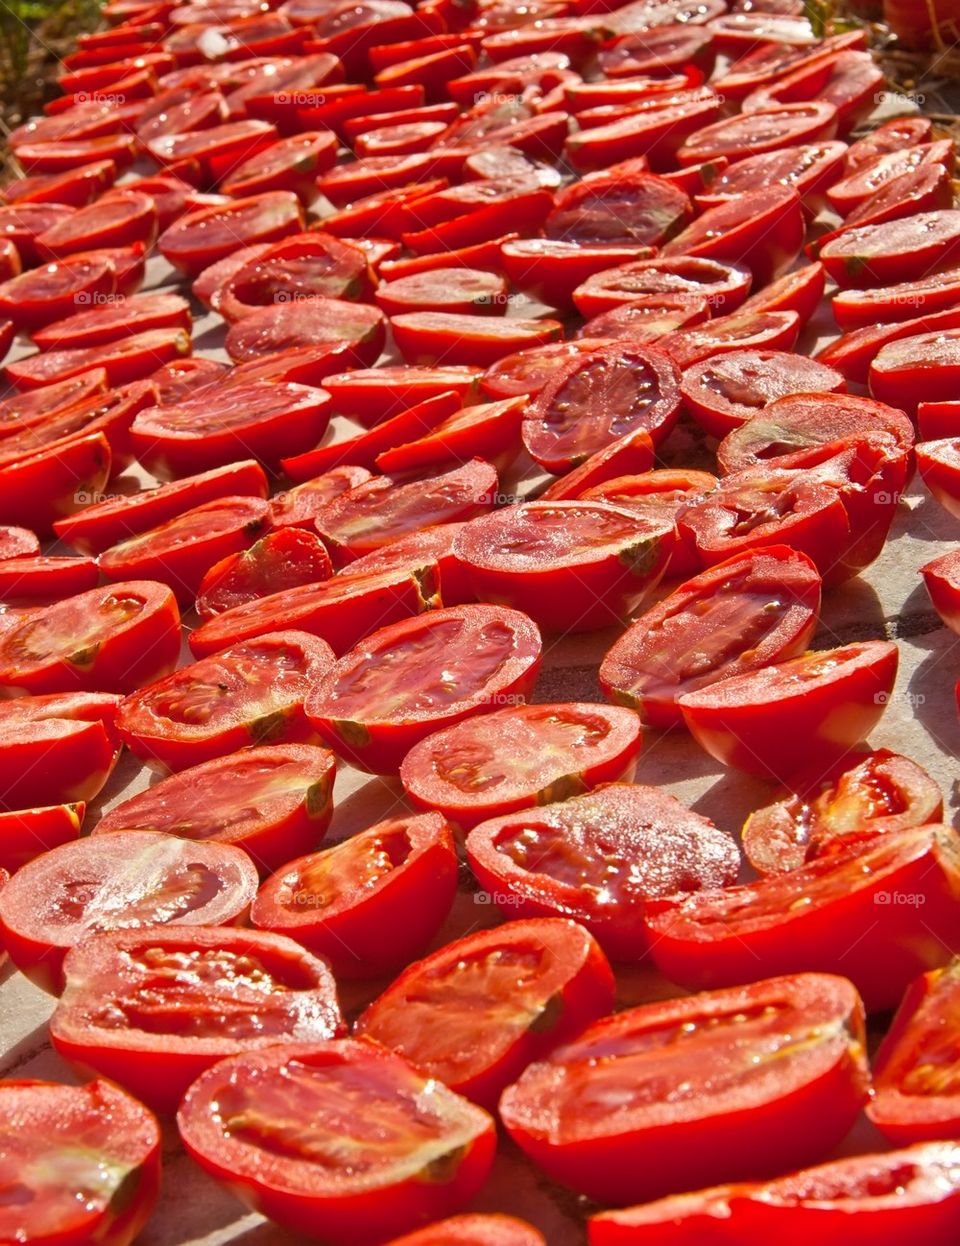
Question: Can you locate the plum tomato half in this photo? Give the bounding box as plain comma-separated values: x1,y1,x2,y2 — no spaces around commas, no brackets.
196,526,333,619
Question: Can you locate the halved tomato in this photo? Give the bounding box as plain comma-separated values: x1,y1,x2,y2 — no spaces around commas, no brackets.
479,339,615,401
374,396,525,474
196,527,333,619
220,130,339,197
573,254,751,319
677,101,838,165
322,365,481,425
31,292,192,353
0,1079,159,1246
743,750,944,876
819,210,960,289
177,1040,496,1243
391,311,563,367
465,783,738,958
923,546,960,631
0,580,180,695
357,917,614,1107
578,295,710,344
251,811,458,975
695,142,846,219
270,466,372,530
6,327,191,393
0,831,259,994
224,296,385,365
678,640,898,780
116,629,335,772
818,303,960,385
737,261,825,321
0,254,115,332
647,825,960,1011
51,927,344,1112
158,191,303,276
833,267,960,332
917,439,960,520
544,167,692,247
870,329,960,415
305,603,541,773
400,703,643,828
93,743,336,876
826,140,955,217
451,501,673,632
375,267,509,317
500,973,868,1204
35,192,158,259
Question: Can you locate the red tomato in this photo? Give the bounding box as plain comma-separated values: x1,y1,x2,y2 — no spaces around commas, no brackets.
148,119,280,185
0,831,259,995
401,702,643,828
833,267,960,331
0,254,116,332
221,130,338,197
664,186,804,287
357,917,614,1107
818,165,955,252
6,327,192,392
521,342,681,471
597,24,715,79
100,495,270,602
573,255,752,319
868,959,960,1143
305,603,542,773
375,396,524,474
53,459,268,555
647,826,960,1011
479,338,615,401
918,400,960,440
452,501,673,632
743,49,883,133
826,140,955,217
743,750,944,876
600,546,821,728
0,525,39,558
344,523,473,605
0,1079,160,1246
870,329,960,414
0,431,112,536
375,267,508,316
384,1216,546,1246
678,640,898,780
379,235,512,282
817,301,960,385
0,580,180,695
545,167,692,246
316,153,439,207
917,439,960,520
322,365,481,425
846,112,935,169
177,1040,496,1243
314,458,497,564
130,381,332,478
93,743,336,876
819,210,960,289
737,260,826,320
504,237,660,307
577,295,710,344
158,191,303,276
589,1141,960,1244
196,527,332,619
392,311,563,367
0,202,75,264
695,142,846,219
564,91,723,172
500,973,868,1204
31,292,192,352
680,350,846,438
35,192,158,259
51,927,344,1112
270,466,372,530
923,547,960,630
116,630,335,772
466,783,739,958
676,101,838,165
251,811,458,975
224,295,385,365
0,803,85,874
0,690,120,812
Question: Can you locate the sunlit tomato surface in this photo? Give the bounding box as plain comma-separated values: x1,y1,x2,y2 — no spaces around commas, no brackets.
195,526,333,618
384,1215,546,1246
0,830,259,994
177,1040,497,1244
0,1078,160,1246
50,927,344,1113
500,973,868,1205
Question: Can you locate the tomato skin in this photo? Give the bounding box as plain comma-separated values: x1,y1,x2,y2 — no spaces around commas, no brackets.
375,396,525,475
500,973,868,1206
6,326,192,393
870,329,960,415
678,640,898,780
252,811,458,976
502,239,657,309
93,743,336,877
738,262,826,321
818,303,960,386
923,548,960,632
0,1078,160,1246
401,703,643,828
573,255,752,320
392,311,564,367
0,580,180,696
196,527,333,619
116,629,335,772
452,501,674,633
51,927,345,1113
384,1215,546,1246
663,186,804,287
0,802,85,874
158,191,304,276
0,697,117,812
357,917,615,1108
819,209,960,289
600,546,821,729
177,1040,497,1244
306,604,542,773
31,292,192,353
99,495,271,603
588,1140,960,1245
743,750,944,876
0,830,260,995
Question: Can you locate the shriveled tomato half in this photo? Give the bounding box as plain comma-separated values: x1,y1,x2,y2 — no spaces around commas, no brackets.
544,167,692,247
314,458,497,564
322,365,481,425
917,439,960,520
676,101,838,165
375,395,525,474
93,743,336,876
466,783,738,959
678,640,898,780
826,139,955,218
695,142,846,219
305,603,541,773
681,351,846,439
224,295,385,365
0,254,116,332
401,703,643,829
578,295,711,344
100,495,270,603
657,309,801,369
589,1141,960,1245
158,191,303,276
6,327,192,392
819,210,960,289
870,329,960,415
375,266,508,316
647,825,960,1011
500,972,868,1205
0,580,180,696
737,261,826,321
521,342,681,471
116,630,335,772
501,239,656,310
130,381,332,478
600,546,821,728
0,831,259,995
451,501,673,632
357,917,614,1107
479,339,614,401
35,191,158,259
252,811,458,976
742,750,943,876
0,1078,160,1246
0,802,85,873
0,525,39,559
177,1040,496,1243
832,268,960,332
195,527,332,619
51,926,344,1112
573,254,751,320
31,292,191,352
270,466,372,530
392,311,563,367
663,185,804,286
385,1215,545,1246
868,958,960,1143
